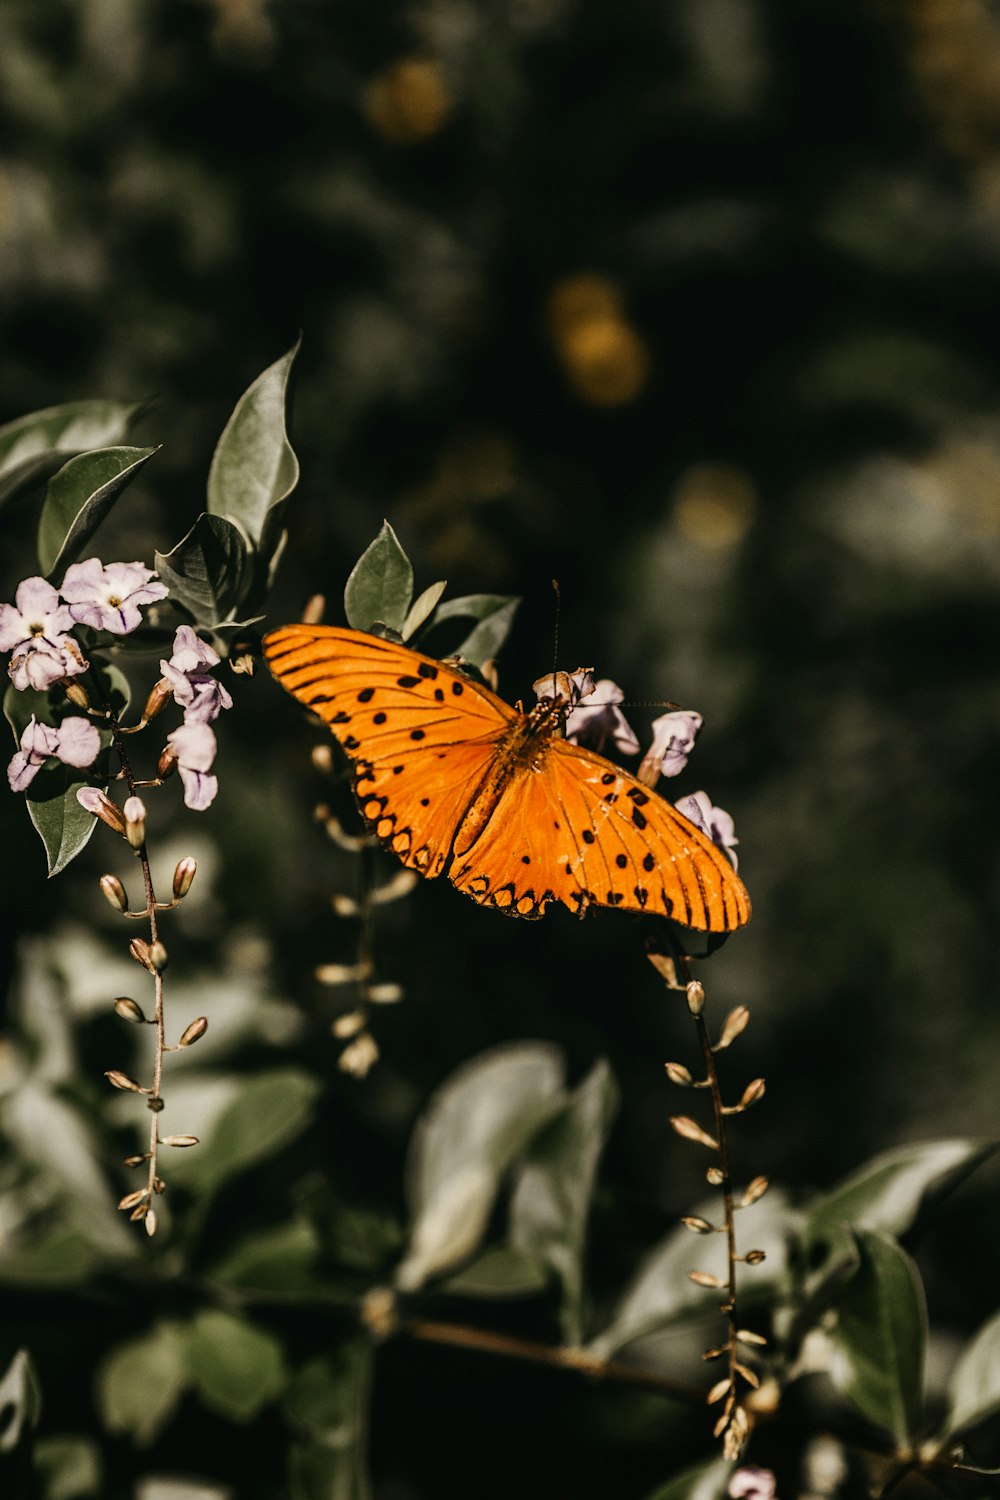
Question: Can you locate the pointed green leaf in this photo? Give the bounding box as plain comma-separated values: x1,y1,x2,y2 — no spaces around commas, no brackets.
829,1228,926,1446
182,1068,322,1196
644,1457,733,1500
807,1140,998,1244
135,1480,231,1500
423,593,520,668
396,1044,566,1292
154,513,252,626
96,1322,187,1446
343,522,413,634
187,1309,287,1423
401,580,447,640
33,1434,102,1500
940,1307,1000,1440
208,340,300,547
0,1351,41,1454
208,1219,326,1297
285,1340,374,1500
0,399,145,509
38,446,160,577
509,1059,619,1342
439,1244,550,1299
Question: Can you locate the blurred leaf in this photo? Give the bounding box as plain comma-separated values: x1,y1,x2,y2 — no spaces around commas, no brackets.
396,1043,566,1292
509,1059,619,1342
207,339,300,549
33,1435,102,1500
0,1351,41,1454
589,1191,797,1359
426,593,520,668
96,1322,187,1446
806,1140,998,1245
343,522,413,634
939,1307,1000,1441
37,446,160,578
182,1068,322,1197
187,1309,287,1423
154,513,252,626
829,1228,926,1446
644,1456,733,1500
439,1244,550,1298
0,1229,102,1288
135,1478,232,1500
285,1340,374,1500
0,400,145,510
208,1219,329,1297
401,580,447,640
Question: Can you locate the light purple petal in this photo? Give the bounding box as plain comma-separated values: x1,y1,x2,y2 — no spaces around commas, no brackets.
728,1469,776,1500
167,625,220,673
167,721,217,773
641,710,704,781
59,558,106,600
565,679,639,756
53,716,101,769
181,678,233,724
675,789,739,871
8,749,40,792
178,765,218,811
61,559,168,635
15,576,65,620
77,786,108,815
0,577,74,651
8,636,89,692
21,717,61,760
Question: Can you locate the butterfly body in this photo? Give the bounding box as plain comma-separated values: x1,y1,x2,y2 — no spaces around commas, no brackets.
263,624,751,932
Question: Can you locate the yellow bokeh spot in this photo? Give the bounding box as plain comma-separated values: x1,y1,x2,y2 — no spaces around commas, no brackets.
672,463,757,549
364,58,453,145
546,274,649,407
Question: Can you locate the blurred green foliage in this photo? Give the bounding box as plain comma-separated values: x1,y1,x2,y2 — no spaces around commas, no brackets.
2,0,1000,1496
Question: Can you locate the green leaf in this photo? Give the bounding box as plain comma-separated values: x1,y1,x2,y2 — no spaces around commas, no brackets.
509,1059,619,1342
0,399,145,509
590,1191,797,1359
135,1481,231,1500
0,1351,41,1455
96,1322,187,1446
439,1244,550,1298
829,1228,926,1446
343,522,413,634
396,1043,566,1292
182,1068,322,1197
285,1341,374,1500
424,593,520,668
644,1456,733,1500
33,1435,102,1500
187,1309,287,1423
207,339,300,548
37,446,160,577
154,513,252,626
806,1140,998,1245
401,580,447,640
208,1219,327,1297
939,1307,1000,1440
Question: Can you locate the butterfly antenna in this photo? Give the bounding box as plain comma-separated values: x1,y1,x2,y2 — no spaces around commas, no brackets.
550,579,561,694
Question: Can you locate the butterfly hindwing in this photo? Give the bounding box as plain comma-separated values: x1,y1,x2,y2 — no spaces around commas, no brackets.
263,625,513,877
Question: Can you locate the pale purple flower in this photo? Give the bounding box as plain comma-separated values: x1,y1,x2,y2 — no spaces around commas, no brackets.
639,709,704,782
728,1468,776,1500
564,678,640,757
675,789,739,871
8,715,100,792
160,625,233,724
60,558,168,635
166,721,218,810
0,577,88,691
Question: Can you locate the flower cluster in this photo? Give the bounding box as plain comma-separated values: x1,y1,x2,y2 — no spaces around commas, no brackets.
1,561,232,811
536,671,738,868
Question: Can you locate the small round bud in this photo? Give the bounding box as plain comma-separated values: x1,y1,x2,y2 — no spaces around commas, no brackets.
172,857,197,900
100,874,129,913
148,941,169,973
741,1175,769,1206
129,937,153,969
105,1069,144,1093
706,1166,725,1185
156,743,178,779
739,1078,766,1110
118,1188,148,1212
744,1249,767,1265
332,893,360,918
114,997,147,1024
332,1010,367,1039
141,678,174,723
686,980,705,1016
716,1006,750,1050
664,1061,694,1086
178,1016,208,1047
682,1215,715,1234
161,1134,199,1148
144,1208,158,1238
122,1153,150,1167
64,680,90,709
123,796,147,850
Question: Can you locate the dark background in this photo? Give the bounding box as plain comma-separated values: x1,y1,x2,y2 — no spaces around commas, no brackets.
2,2,999,1496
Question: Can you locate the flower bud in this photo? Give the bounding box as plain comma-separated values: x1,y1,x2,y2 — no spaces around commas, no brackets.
739,1077,766,1110
114,996,147,1024
338,1032,379,1077
664,1061,694,1086
153,1177,166,1194
78,787,127,835
144,1208,158,1238
156,743,178,779
367,982,403,1004
118,1188,148,1211
686,980,705,1016
706,1166,725,1185
741,1175,769,1206
744,1249,767,1265
148,941,169,973
688,1269,723,1288
172,857,197,899
64,680,90,709
105,1069,144,1093
682,1215,715,1234
716,1006,750,1050
178,1016,208,1047
332,893,360,918
123,796,146,849
141,677,174,722
100,874,129,913
129,937,153,969
161,1134,199,1147
670,1116,719,1150
332,1009,367,1039
122,1153,150,1166
315,961,372,986
301,594,326,625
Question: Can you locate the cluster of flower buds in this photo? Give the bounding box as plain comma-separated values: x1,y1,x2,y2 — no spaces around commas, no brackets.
532,670,739,867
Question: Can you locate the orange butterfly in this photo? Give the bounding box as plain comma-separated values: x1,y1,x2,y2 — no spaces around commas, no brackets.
263,625,751,932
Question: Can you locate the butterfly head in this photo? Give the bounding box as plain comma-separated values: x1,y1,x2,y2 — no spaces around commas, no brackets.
531,668,595,714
